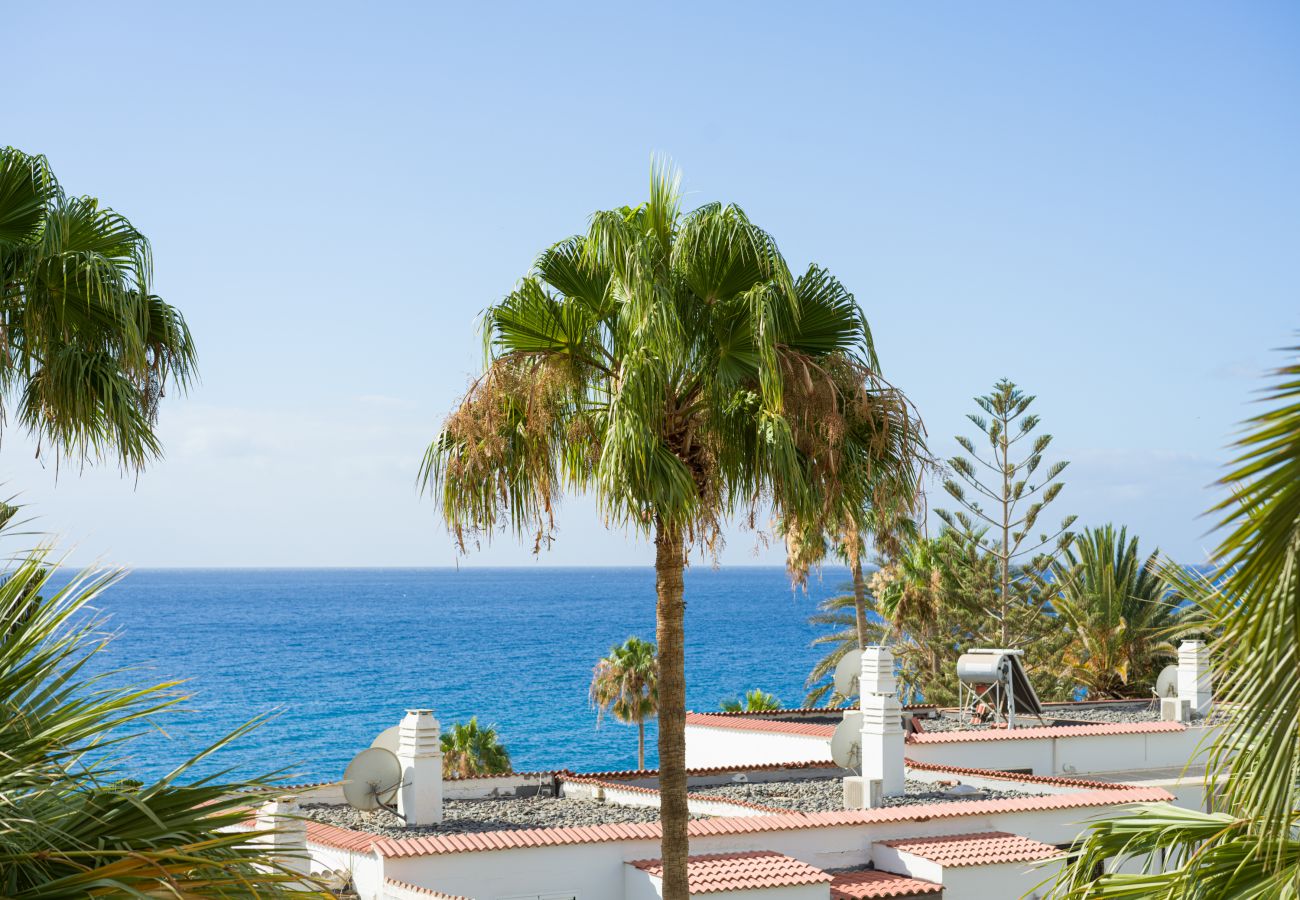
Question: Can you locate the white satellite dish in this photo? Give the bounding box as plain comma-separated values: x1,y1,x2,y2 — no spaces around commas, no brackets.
343,747,402,812
1155,665,1179,699
371,725,401,755
830,711,863,770
833,649,863,698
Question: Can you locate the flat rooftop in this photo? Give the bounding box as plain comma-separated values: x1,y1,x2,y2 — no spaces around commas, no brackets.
692,699,1170,736
302,796,667,839
299,775,1046,838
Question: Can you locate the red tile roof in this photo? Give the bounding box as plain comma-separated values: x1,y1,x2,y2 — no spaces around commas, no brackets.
904,758,1142,791
830,870,944,898
384,879,471,899
371,787,1171,858
306,819,377,853
628,851,832,892
686,712,836,738
879,831,1063,867
573,759,842,781
907,721,1185,744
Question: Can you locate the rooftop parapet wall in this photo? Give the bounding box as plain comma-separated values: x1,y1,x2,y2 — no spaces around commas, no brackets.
374,787,1171,899
687,709,1220,778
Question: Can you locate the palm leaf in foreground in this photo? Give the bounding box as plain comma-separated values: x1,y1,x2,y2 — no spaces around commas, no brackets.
1051,345,1300,897
0,549,322,898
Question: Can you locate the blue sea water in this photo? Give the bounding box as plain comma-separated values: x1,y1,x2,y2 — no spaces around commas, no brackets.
77,567,849,783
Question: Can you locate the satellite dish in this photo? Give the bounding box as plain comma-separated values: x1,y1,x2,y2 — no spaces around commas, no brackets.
343,747,402,812
833,649,863,698
371,725,400,754
1155,665,1179,699
830,711,863,769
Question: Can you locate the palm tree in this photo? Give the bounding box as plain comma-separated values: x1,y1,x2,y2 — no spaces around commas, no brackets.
441,717,512,777
1048,525,1181,699
1052,345,1300,896
805,536,967,706
0,549,320,897
783,480,925,652
720,689,782,712
0,148,196,470
590,637,658,769
420,161,925,898
805,593,889,706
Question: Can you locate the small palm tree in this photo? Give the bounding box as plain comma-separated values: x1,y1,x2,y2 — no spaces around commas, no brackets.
421,162,925,897
1052,345,1300,896
1048,525,1181,699
720,689,782,712
590,637,658,769
0,550,318,897
441,717,512,778
0,148,196,470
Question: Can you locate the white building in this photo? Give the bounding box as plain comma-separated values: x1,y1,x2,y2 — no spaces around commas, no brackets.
244,643,1220,899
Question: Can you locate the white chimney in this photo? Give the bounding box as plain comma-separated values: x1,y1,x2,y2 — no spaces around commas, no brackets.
1177,641,1212,718
255,797,308,875
860,646,905,798
397,709,443,825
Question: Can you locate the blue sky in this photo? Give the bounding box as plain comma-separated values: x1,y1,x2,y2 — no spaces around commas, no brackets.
5,2,1297,567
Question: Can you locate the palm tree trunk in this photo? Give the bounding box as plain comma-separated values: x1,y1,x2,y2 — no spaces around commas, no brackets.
654,520,689,900
851,556,868,650
637,719,646,771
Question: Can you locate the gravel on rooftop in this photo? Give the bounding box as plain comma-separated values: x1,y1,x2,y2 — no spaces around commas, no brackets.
916,704,1161,733
697,777,1042,813
301,797,668,839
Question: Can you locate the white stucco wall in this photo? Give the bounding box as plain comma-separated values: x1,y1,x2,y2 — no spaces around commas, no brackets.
364,797,1158,899
684,725,831,768
940,859,1063,900
623,867,829,900
312,844,384,900
906,725,1220,777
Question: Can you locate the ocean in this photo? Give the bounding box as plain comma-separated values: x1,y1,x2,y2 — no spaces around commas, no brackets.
77,567,849,783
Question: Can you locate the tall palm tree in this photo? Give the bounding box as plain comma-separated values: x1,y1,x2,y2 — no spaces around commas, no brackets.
590,637,658,770
421,162,925,898
0,549,320,897
720,689,782,712
1048,525,1181,699
441,717,512,778
0,148,196,470
1052,345,1300,897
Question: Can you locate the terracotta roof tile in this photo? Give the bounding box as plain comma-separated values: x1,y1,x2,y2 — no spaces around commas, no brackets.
383,878,471,899
371,787,1171,858
701,704,936,718
879,831,1063,867
907,721,1185,744
686,712,835,738
904,758,1141,791
306,819,376,853
572,758,842,781
830,870,944,898
628,850,832,892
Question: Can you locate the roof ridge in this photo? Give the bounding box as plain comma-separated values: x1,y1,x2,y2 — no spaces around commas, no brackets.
907,720,1186,744
371,786,1173,857
904,757,1143,790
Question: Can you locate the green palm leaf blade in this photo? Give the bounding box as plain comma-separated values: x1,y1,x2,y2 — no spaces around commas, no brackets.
0,548,324,898
1052,345,1300,896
